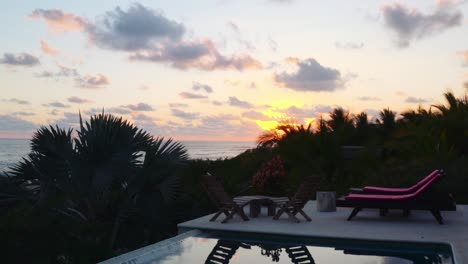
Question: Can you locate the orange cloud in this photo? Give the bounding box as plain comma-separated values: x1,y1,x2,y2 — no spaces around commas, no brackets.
40,40,59,56
30,9,86,32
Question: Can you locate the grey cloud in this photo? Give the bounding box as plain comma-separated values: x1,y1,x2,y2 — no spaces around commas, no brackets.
169,103,189,108
357,96,381,101
122,103,154,111
85,107,130,115
130,39,262,71
228,96,253,108
242,111,270,121
268,36,278,52
2,98,30,105
405,96,429,103
36,64,79,78
43,102,70,108
75,74,110,88
67,96,92,104
192,82,213,93
179,92,208,99
86,3,185,51
212,100,223,106
226,21,240,34
133,114,153,122
11,112,36,116
172,109,199,120
0,115,37,131
382,2,463,47
335,42,364,50
275,58,345,92
464,81,468,89
0,53,39,66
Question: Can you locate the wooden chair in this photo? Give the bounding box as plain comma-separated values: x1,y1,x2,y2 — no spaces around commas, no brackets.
272,176,318,222
201,174,252,223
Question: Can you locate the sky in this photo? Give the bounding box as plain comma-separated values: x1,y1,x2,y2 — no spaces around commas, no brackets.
1,0,467,141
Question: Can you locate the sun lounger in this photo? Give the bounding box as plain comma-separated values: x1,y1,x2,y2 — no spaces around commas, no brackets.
337,173,456,224
349,169,440,195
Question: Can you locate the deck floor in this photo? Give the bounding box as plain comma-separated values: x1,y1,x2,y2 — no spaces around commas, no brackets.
178,201,468,263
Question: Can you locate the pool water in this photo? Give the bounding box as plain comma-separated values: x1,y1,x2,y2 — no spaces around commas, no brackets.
101,230,453,264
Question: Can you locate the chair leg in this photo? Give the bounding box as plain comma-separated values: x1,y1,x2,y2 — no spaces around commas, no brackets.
210,210,223,222
347,207,361,221
379,208,388,216
237,207,249,221
222,210,235,224
285,210,300,223
430,210,444,225
298,209,312,221
273,207,285,220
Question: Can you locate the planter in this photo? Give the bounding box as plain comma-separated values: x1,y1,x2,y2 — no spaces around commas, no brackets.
316,191,336,212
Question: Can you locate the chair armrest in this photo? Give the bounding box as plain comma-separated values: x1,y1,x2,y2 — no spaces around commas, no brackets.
234,185,253,197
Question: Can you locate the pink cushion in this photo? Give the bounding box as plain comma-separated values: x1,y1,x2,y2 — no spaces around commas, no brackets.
345,174,441,201
362,170,440,194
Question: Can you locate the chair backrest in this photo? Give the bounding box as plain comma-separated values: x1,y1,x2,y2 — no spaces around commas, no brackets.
406,169,440,192
201,174,234,207
290,176,319,208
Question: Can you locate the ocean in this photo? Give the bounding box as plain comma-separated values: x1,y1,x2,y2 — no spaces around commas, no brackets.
0,138,256,173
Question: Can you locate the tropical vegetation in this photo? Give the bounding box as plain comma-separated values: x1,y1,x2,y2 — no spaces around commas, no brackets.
0,91,466,263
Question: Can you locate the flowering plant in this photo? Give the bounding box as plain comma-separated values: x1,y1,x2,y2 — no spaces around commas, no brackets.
253,155,286,195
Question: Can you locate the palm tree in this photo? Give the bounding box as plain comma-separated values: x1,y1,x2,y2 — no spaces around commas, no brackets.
432,91,468,155
376,107,397,142
3,112,188,258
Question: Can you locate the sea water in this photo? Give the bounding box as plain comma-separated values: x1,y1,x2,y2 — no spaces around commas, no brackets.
0,138,256,172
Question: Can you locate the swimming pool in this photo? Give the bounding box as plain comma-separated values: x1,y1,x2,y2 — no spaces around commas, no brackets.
100,230,453,264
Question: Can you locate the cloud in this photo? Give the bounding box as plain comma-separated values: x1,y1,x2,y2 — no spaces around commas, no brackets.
381,1,463,47
282,105,333,121
75,74,110,88
171,109,199,120
405,96,429,103
192,82,213,93
11,112,36,116
40,40,59,56
268,0,295,3
2,98,30,105
36,63,79,78
133,114,153,121
30,8,86,32
228,96,253,108
122,103,154,111
275,58,345,92
268,36,278,52
85,4,185,51
169,103,188,108
67,96,92,104
130,39,262,71
242,110,270,121
357,96,381,101
43,102,70,108
212,100,223,106
0,53,39,66
85,107,131,115
335,42,364,49
226,21,240,34
464,81,468,89
457,50,468,67
179,92,208,99
0,115,38,131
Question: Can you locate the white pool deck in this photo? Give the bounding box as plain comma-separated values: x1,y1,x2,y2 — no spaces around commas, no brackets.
178,201,468,264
